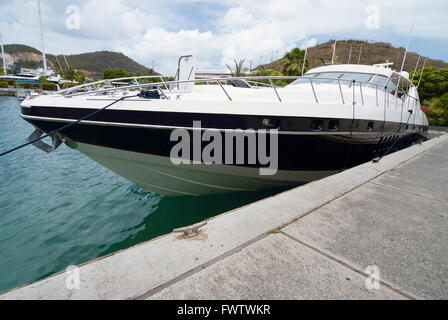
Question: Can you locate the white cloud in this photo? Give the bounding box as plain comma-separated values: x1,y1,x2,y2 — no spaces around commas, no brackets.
0,0,447,74
299,38,318,50
118,28,219,73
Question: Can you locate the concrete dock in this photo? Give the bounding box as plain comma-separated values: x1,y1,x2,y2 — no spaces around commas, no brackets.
1,133,447,300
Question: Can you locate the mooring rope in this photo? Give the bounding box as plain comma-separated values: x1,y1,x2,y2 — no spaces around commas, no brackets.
374,110,415,163
0,95,138,158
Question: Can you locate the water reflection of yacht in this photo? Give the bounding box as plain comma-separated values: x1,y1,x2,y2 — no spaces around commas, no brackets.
20,58,428,196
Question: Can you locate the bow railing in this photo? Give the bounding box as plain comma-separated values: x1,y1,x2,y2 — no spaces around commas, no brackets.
60,75,420,113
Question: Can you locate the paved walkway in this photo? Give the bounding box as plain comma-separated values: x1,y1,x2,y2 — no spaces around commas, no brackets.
2,134,447,300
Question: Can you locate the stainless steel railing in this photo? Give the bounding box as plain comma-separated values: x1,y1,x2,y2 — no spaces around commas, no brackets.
61,75,421,110
58,75,170,95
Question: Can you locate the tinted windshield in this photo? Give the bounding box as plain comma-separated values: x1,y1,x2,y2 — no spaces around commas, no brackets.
368,75,388,89
313,72,345,84
371,75,388,87
289,73,318,85
340,73,374,83
289,71,390,88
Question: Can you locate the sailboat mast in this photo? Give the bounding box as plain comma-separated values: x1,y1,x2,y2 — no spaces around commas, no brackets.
411,56,421,82
395,0,420,97
348,44,352,64
37,0,47,73
63,55,70,69
0,29,6,75
357,44,363,64
417,57,427,88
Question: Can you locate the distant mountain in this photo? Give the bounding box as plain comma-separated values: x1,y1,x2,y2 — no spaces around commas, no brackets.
2,44,157,79
3,44,41,55
48,51,157,79
259,40,448,73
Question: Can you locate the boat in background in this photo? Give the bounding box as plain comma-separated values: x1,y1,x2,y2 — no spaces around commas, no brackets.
16,88,41,101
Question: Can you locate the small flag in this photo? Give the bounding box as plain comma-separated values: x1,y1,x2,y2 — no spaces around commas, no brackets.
331,43,336,52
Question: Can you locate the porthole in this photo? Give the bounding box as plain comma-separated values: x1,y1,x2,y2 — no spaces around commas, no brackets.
262,118,278,129
367,122,374,132
328,120,339,131
310,119,324,132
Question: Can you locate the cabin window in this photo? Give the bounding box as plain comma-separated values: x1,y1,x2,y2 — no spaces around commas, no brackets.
389,73,411,98
340,73,374,84
385,80,397,95
290,73,318,85
398,82,410,98
369,75,388,89
312,72,345,84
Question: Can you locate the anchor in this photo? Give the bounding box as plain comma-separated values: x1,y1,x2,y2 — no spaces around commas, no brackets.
27,129,63,153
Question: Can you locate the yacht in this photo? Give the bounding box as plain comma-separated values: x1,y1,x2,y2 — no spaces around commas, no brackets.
20,57,428,196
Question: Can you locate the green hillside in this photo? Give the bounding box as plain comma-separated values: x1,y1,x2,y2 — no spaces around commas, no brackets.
259,40,448,73
2,44,157,79
3,44,42,55
48,51,156,79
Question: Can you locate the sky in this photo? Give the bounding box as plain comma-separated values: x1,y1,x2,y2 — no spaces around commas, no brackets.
0,0,447,74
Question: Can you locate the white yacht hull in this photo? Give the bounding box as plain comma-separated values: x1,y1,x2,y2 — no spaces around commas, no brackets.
20,62,430,196
76,142,337,196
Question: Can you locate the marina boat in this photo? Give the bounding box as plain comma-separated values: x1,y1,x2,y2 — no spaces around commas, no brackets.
20,57,428,196
17,88,40,101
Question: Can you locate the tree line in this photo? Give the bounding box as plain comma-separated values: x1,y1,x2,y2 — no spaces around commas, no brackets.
411,68,448,126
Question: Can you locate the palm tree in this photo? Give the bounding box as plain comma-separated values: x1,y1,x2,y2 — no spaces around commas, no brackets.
74,71,86,84
281,48,309,76
38,75,49,90
254,67,287,87
63,66,76,81
226,59,246,77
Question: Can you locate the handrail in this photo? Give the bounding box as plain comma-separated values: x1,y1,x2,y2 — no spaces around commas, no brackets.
309,78,318,103
247,80,272,87
216,80,232,101
64,76,298,98
359,82,364,106
60,74,422,107
375,85,379,107
338,79,345,104
268,78,282,102
59,75,170,95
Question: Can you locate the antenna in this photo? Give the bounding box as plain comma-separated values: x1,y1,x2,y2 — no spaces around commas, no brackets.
0,28,6,75
63,55,70,69
348,44,352,64
357,44,363,64
411,56,421,82
417,57,427,88
54,55,63,71
395,0,420,98
37,0,48,73
302,40,308,76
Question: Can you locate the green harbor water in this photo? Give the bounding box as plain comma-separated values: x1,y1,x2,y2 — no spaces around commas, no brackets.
0,96,287,294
